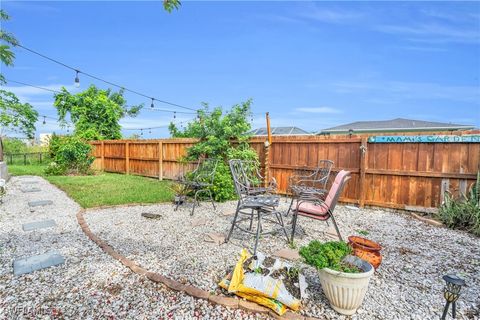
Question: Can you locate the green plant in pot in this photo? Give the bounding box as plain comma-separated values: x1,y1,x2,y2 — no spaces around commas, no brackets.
170,182,186,205
299,240,374,315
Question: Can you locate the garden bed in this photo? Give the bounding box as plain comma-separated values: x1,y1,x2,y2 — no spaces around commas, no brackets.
85,199,480,319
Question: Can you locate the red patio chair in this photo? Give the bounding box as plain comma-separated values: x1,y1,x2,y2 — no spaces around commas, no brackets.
290,170,351,242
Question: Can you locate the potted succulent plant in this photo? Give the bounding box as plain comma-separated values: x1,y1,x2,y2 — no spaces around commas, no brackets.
299,240,374,315
170,182,186,205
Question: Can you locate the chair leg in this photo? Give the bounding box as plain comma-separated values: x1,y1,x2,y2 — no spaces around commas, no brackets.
191,190,200,216
208,189,216,211
285,197,295,217
275,210,289,243
329,214,343,241
253,209,262,257
226,202,241,242
248,208,254,230
290,212,298,243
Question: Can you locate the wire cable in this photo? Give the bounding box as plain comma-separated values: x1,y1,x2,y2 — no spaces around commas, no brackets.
13,43,199,111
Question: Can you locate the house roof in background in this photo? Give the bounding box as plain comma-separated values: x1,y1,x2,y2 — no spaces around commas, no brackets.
248,126,311,136
319,118,474,133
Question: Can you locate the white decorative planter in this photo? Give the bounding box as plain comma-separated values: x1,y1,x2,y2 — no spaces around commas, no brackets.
318,255,374,315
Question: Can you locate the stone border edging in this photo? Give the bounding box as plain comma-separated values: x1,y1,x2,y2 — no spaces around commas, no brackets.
76,209,317,320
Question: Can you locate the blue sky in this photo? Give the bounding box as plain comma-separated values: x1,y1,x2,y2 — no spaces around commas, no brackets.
1,1,480,138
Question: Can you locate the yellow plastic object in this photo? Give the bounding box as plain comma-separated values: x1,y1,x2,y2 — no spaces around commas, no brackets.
219,276,287,315
219,249,301,315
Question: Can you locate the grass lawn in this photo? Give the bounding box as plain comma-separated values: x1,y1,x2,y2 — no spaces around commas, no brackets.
8,165,173,208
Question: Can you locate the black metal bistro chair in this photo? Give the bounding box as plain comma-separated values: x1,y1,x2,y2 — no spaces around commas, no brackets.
225,159,289,256
175,158,218,216
286,159,334,216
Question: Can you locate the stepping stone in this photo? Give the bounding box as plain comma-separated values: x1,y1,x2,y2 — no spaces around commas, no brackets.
324,226,340,240
273,248,300,261
22,188,41,193
13,251,65,275
191,218,207,227
22,181,39,185
28,200,53,207
204,233,225,245
22,219,56,231
141,212,162,219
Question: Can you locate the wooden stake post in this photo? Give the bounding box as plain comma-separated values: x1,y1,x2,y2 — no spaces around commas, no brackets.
264,112,272,187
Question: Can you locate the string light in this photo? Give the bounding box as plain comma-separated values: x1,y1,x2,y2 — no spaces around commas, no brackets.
150,98,155,108
140,129,143,136
74,70,80,88
13,43,199,112
173,111,176,119
42,116,46,125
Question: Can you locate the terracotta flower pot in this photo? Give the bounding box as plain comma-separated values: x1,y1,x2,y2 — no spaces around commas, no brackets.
348,236,382,269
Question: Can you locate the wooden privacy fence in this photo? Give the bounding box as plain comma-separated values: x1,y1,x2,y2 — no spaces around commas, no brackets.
90,135,479,212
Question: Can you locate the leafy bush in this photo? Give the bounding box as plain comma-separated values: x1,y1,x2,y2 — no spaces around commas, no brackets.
437,172,480,236
44,162,67,176
45,135,94,175
169,100,258,202
299,240,360,273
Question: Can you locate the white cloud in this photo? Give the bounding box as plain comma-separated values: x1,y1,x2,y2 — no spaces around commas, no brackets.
375,23,480,44
301,8,364,24
333,80,480,104
295,107,342,114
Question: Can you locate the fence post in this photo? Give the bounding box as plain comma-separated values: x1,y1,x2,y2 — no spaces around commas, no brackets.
125,142,130,174
101,141,105,171
10,154,12,164
158,141,163,180
39,153,42,164
359,137,368,207
24,154,27,165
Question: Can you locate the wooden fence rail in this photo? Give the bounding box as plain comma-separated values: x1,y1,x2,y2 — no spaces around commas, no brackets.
90,135,479,212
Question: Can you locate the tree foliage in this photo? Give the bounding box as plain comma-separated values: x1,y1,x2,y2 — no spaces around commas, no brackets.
169,100,258,201
0,90,39,139
53,85,142,141
45,134,95,175
0,9,18,84
163,0,181,12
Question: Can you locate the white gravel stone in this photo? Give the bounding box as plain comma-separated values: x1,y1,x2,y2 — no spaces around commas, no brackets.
0,177,271,319
86,197,480,319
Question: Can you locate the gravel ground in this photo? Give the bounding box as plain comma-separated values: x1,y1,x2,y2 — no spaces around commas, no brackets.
0,177,269,320
85,197,480,319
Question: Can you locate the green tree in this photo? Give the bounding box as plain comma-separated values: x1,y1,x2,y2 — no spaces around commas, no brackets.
163,0,181,12
2,137,27,153
0,90,39,139
169,100,258,201
0,10,18,84
53,85,142,140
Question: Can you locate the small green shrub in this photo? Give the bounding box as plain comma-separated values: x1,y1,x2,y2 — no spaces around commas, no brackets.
437,172,480,236
44,162,67,175
45,135,94,175
299,240,360,273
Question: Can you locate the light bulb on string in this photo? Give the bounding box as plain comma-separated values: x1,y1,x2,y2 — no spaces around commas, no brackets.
67,125,70,133
42,116,46,125
150,98,155,108
149,128,152,134
74,70,80,88
173,111,176,119
140,129,143,136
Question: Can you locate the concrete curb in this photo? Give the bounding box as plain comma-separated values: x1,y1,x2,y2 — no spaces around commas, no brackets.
76,209,316,319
